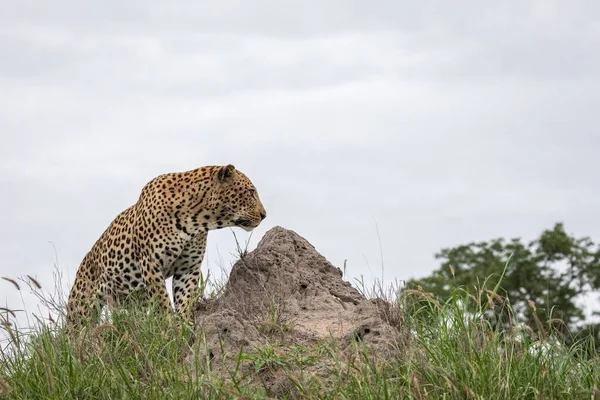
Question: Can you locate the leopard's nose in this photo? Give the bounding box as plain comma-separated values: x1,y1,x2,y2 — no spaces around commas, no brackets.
260,211,267,220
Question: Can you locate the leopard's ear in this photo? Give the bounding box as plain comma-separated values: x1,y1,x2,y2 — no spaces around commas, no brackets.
217,164,236,181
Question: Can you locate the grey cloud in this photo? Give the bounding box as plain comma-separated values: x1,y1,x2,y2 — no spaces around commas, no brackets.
0,1,428,37
3,1,597,95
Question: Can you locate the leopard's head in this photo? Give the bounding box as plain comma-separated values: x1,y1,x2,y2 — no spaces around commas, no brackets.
209,164,266,231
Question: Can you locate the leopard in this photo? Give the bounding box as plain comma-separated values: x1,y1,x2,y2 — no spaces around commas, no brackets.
66,164,266,330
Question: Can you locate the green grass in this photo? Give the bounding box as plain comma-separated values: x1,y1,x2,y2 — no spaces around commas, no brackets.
1,278,598,399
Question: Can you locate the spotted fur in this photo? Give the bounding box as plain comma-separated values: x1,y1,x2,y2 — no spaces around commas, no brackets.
66,164,266,329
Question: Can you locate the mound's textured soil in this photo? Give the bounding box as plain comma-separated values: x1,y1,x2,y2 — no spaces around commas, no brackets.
192,227,404,397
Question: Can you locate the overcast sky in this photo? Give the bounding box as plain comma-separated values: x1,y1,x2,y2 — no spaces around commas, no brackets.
1,1,599,328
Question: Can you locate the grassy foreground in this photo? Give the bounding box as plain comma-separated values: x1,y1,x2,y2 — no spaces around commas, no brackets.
0,277,598,399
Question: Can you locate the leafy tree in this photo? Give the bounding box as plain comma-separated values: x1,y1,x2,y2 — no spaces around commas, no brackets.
406,223,600,342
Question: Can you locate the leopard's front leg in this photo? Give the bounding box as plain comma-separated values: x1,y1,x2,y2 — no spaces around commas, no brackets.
140,257,173,313
172,233,206,325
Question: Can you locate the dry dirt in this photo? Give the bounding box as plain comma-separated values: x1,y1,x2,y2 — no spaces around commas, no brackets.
192,226,405,397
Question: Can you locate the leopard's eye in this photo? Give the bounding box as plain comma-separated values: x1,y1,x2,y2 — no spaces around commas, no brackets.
248,189,256,196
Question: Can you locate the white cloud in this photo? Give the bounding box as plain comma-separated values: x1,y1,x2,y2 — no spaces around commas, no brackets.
1,0,599,334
